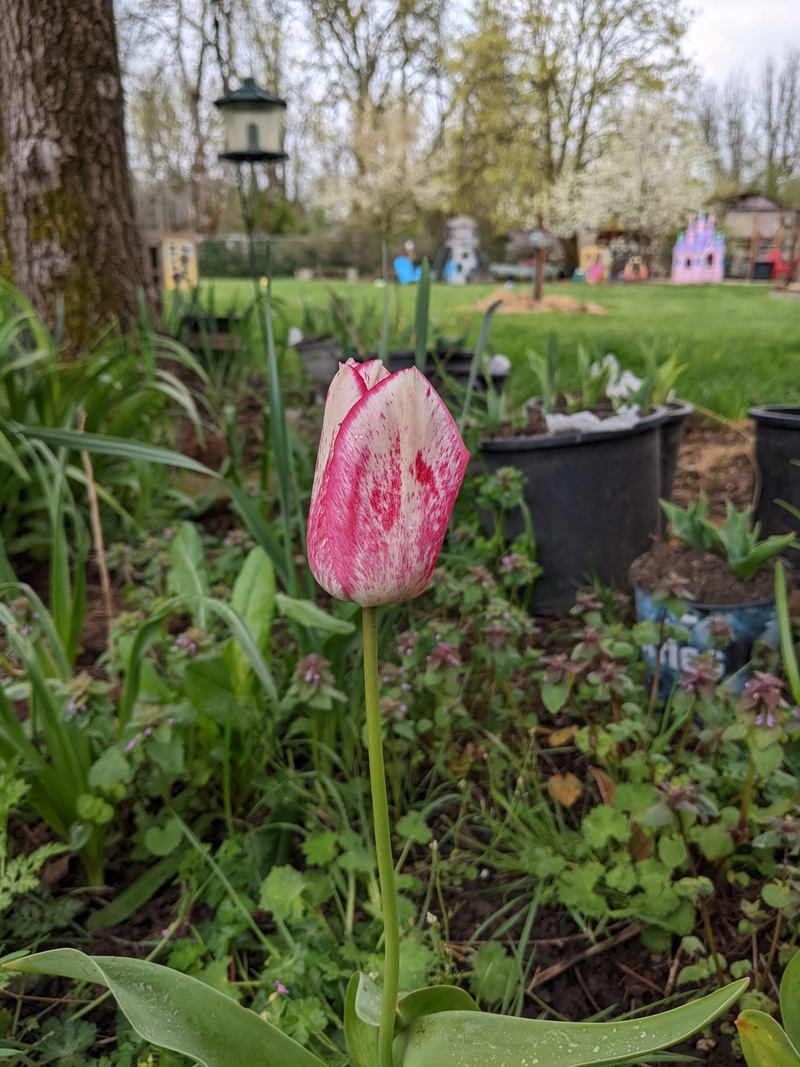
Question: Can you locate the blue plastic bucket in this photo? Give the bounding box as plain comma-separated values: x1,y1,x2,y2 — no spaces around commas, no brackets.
632,582,779,697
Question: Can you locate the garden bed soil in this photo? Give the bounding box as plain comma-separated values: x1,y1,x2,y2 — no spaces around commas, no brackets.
630,540,777,604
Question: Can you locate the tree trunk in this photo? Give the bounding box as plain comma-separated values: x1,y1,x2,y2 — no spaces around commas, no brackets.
0,0,152,350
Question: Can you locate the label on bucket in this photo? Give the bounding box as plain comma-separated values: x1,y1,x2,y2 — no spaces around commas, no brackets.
633,587,779,698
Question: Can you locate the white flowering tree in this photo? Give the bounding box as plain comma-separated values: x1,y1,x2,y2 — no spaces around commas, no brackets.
547,95,713,264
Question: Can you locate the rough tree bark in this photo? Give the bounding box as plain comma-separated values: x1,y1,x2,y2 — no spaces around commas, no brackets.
0,0,150,350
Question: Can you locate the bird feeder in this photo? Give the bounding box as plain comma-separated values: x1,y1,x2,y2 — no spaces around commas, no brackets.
214,77,288,162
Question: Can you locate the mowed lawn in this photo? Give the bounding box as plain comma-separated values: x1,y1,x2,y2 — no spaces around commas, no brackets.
197,277,800,419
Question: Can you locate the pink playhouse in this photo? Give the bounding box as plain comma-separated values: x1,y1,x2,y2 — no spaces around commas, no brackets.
671,214,725,283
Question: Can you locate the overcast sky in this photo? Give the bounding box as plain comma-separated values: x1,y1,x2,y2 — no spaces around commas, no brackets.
684,0,800,86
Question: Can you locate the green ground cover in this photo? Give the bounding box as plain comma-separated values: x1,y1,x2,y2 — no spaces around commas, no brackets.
197,277,800,418
1,280,799,1065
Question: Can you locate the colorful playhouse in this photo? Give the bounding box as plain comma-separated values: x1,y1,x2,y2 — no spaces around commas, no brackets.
671,214,725,283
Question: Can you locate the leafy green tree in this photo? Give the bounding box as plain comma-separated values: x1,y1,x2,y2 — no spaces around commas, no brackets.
439,0,541,232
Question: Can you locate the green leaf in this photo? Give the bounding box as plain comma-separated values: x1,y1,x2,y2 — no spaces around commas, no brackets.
301,830,338,866
696,823,734,861
3,949,328,1067
414,259,431,370
396,986,480,1031
781,952,800,1052
228,546,276,694
144,817,184,857
231,545,276,630
737,1010,800,1066
276,594,356,635
184,656,249,730
399,939,435,992
581,806,631,850
259,866,308,924
762,881,791,910
541,682,570,715
168,522,210,624
396,811,433,845
344,973,379,1067
469,943,515,1006
396,980,747,1066
87,747,133,790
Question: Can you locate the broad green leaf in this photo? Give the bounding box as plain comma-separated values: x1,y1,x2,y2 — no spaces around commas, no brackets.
781,951,800,1052
737,1010,800,1067
3,950,328,1067
541,682,570,715
144,817,184,857
396,986,480,1030
184,656,250,730
168,522,210,625
227,546,276,695
87,747,133,790
276,593,356,634
344,973,379,1067
396,980,747,1067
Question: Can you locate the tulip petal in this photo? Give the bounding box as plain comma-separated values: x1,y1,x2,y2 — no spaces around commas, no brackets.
308,361,369,601
322,368,470,606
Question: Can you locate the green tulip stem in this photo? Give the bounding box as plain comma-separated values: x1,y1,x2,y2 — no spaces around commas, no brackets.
362,605,399,1067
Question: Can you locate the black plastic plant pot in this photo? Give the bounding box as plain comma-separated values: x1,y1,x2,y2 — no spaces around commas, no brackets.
293,337,345,390
631,570,778,698
479,408,665,614
749,405,800,565
660,399,694,504
386,351,505,394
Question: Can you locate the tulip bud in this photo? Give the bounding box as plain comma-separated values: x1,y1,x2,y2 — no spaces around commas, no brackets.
307,359,470,607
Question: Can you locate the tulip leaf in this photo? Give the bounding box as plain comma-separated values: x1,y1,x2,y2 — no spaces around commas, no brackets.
395,980,747,1067
397,985,481,1031
737,1011,800,1067
458,299,502,435
344,973,380,1067
276,593,356,634
3,950,329,1067
781,951,800,1052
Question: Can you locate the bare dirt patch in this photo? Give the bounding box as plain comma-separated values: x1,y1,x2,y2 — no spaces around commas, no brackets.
472,287,609,315
671,414,757,517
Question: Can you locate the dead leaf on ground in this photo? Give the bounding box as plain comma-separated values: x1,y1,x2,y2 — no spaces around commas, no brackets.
548,724,579,747
546,772,583,807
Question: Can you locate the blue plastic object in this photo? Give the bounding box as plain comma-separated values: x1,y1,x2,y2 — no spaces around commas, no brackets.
393,256,421,284
632,582,779,697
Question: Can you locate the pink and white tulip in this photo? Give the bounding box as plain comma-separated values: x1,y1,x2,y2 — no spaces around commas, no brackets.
307,359,470,607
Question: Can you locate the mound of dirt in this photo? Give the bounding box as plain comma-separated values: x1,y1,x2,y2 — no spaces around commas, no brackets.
473,288,609,315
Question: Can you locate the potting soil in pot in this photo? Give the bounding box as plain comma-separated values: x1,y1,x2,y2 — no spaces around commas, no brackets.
630,542,783,697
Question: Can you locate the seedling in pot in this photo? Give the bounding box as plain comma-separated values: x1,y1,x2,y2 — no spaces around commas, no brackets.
659,491,797,582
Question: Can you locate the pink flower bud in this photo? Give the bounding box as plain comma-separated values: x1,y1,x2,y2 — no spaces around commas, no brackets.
308,359,470,606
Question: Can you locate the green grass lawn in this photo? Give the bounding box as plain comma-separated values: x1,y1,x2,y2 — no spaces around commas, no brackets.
195,277,800,418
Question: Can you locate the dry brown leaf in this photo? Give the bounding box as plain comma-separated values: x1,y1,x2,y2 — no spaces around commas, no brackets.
589,766,617,806
548,725,579,747
546,773,583,807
